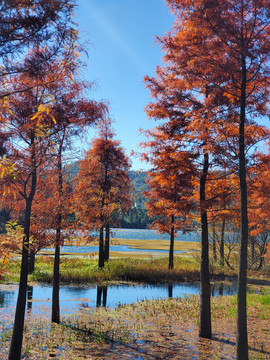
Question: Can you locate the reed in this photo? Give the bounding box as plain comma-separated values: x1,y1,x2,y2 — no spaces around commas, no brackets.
3,255,268,285
5,256,201,284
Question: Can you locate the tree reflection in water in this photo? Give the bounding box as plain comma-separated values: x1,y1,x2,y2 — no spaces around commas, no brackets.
27,285,33,312
96,286,108,307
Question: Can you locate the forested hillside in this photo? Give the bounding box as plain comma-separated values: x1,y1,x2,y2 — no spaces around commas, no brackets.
0,167,151,232
65,162,151,228
117,171,152,229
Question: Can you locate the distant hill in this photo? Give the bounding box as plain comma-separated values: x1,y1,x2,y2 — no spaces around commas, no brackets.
64,162,151,228
128,170,148,207
0,166,152,231
117,170,151,229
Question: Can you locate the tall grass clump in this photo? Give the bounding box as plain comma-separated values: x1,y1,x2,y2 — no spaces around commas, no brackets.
4,255,267,285
30,256,201,284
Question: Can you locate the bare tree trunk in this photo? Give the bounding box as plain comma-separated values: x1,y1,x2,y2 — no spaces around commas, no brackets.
8,220,29,360
212,222,217,262
236,47,249,360
99,224,104,268
104,220,110,262
52,136,64,324
52,228,61,323
9,148,37,359
199,150,212,339
28,248,35,274
169,215,174,270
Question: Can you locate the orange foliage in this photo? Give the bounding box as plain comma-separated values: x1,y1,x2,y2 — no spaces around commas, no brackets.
142,127,196,235
248,145,270,237
74,119,133,233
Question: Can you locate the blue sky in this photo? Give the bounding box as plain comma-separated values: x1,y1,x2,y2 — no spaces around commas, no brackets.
75,0,174,170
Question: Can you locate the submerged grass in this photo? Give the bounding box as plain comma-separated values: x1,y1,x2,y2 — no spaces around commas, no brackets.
65,293,270,359
0,293,268,359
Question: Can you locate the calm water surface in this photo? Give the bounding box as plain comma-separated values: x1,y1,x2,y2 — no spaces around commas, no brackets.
0,281,237,316
110,228,198,242
42,228,199,254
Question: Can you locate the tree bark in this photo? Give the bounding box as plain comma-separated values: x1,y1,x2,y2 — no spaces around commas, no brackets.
52,137,64,324
236,48,249,360
28,248,35,274
52,228,61,323
199,150,212,339
104,220,110,262
212,222,217,262
8,222,29,360
98,224,104,268
9,149,37,359
169,215,174,270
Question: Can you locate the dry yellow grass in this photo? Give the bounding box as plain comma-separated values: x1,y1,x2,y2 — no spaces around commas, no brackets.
39,238,201,259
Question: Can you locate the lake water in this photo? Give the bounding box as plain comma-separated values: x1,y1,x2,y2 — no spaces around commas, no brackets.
42,228,199,254
0,281,237,321
43,244,186,254
110,228,198,241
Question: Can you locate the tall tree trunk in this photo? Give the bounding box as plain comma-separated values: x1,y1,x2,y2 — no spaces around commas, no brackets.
220,218,225,267
199,150,212,339
104,219,110,262
212,222,217,262
236,48,249,360
9,152,37,359
8,220,30,360
169,215,174,270
99,224,104,268
52,138,64,324
52,227,61,323
28,248,35,274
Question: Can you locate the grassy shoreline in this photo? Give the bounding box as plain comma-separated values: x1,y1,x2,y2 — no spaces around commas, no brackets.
3,255,270,286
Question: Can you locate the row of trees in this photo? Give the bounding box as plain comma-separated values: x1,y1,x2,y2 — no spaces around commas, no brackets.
0,1,269,360
0,1,82,358
141,1,269,359
0,1,132,359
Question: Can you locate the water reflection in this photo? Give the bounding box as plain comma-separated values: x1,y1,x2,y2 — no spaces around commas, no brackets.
168,284,173,298
0,291,5,307
96,286,108,307
27,285,33,312
0,286,16,308
0,281,238,314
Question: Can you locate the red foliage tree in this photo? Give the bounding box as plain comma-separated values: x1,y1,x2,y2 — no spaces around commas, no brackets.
0,35,92,360
31,77,107,323
75,119,133,268
145,2,269,357
142,127,195,269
